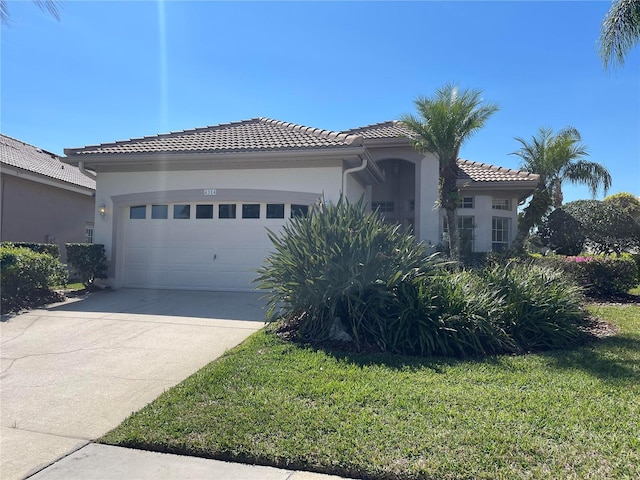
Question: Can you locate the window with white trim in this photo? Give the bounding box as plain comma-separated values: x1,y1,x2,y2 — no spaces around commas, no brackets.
85,223,94,244
492,217,510,252
492,198,512,210
196,204,214,219
443,215,475,252
219,204,236,219
372,201,394,213
129,205,146,219
266,203,285,219
459,196,474,209
173,204,191,219
151,205,168,219
242,204,260,219
291,204,309,218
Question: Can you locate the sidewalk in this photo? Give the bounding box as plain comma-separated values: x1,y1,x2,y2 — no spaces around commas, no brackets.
27,443,355,480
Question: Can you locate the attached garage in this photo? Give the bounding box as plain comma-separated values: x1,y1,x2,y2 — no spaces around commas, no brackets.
121,201,306,291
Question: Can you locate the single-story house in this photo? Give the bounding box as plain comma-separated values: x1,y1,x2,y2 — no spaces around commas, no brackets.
62,118,538,291
1,134,96,262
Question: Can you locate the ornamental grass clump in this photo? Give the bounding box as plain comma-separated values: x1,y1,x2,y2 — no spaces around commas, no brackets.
483,261,590,351
257,197,594,357
255,196,435,350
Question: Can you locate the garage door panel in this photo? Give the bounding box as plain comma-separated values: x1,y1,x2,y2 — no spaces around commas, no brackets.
122,205,290,291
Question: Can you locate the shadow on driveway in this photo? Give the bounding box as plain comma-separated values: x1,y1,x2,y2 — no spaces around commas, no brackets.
46,288,267,322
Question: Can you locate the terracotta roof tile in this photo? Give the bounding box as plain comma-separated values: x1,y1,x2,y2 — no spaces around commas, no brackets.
341,120,414,139
457,159,538,183
1,134,96,189
66,118,363,156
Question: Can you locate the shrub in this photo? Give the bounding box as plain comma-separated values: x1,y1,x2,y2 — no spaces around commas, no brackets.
538,208,585,255
536,254,639,296
65,244,108,287
255,196,434,350
257,196,591,357
384,271,516,357
563,200,640,254
483,262,588,351
1,245,68,312
1,242,60,258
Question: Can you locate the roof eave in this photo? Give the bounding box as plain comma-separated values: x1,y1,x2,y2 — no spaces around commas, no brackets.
61,146,367,170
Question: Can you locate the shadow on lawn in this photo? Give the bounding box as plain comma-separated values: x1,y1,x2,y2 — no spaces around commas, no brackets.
542,334,640,383
293,328,640,381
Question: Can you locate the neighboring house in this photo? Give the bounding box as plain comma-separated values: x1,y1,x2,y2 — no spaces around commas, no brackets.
0,134,96,262
62,118,538,291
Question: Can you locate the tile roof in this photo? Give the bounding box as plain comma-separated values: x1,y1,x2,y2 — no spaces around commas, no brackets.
0,134,96,190
341,120,413,139
457,159,538,183
65,118,363,156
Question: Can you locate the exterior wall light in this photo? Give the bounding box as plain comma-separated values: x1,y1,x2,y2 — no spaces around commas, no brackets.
98,202,107,218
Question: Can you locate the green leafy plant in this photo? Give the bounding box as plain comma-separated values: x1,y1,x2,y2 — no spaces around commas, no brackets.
1,242,60,258
563,200,640,255
483,261,589,351
538,208,586,255
65,243,108,287
535,254,638,296
255,196,434,350
1,244,68,312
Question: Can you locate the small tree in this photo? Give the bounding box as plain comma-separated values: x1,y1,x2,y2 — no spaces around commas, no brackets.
401,83,499,260
509,127,611,252
604,192,640,224
563,200,640,255
538,208,586,255
65,244,108,287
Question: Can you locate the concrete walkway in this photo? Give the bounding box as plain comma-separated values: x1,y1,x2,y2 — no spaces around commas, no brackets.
0,289,344,479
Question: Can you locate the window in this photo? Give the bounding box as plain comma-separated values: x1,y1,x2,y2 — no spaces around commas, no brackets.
371,201,394,213
173,204,191,219
242,204,260,219
130,205,146,219
291,204,309,218
492,217,510,252
266,203,285,219
85,224,94,244
443,216,475,252
492,198,511,210
459,196,474,209
219,204,236,219
151,205,168,219
196,204,214,219
409,199,415,211
459,216,475,253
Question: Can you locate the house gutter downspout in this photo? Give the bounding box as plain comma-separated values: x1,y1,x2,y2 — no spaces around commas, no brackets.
341,157,368,196
78,161,97,180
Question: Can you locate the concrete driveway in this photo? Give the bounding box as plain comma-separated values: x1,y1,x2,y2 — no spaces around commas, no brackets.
1,289,265,480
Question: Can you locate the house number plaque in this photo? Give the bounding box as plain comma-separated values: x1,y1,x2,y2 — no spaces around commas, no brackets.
203,189,217,196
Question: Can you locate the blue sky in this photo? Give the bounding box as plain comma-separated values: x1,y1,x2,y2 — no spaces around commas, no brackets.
2,1,639,203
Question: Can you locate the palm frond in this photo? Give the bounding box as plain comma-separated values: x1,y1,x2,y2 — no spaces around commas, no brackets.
561,160,613,197
599,0,640,68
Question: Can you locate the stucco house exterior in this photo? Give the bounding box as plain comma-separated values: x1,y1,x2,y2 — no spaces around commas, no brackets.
0,134,96,262
62,118,538,291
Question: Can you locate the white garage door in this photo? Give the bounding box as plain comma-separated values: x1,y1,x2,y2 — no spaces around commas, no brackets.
122,202,302,291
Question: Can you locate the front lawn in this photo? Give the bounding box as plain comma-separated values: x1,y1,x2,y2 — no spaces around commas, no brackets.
101,304,640,479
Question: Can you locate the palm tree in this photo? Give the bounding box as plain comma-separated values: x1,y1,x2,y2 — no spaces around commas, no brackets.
510,126,612,252
401,83,499,259
599,0,640,68
1,0,60,25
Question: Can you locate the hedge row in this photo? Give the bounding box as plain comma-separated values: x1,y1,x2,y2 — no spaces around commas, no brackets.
535,254,639,296
0,242,60,258
0,245,68,313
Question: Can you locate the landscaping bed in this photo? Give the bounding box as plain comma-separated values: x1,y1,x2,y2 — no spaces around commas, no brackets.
100,302,640,480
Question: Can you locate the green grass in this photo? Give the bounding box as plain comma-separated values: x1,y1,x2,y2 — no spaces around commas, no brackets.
101,305,640,479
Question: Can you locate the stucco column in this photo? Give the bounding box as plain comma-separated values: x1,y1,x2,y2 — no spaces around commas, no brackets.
417,154,440,246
